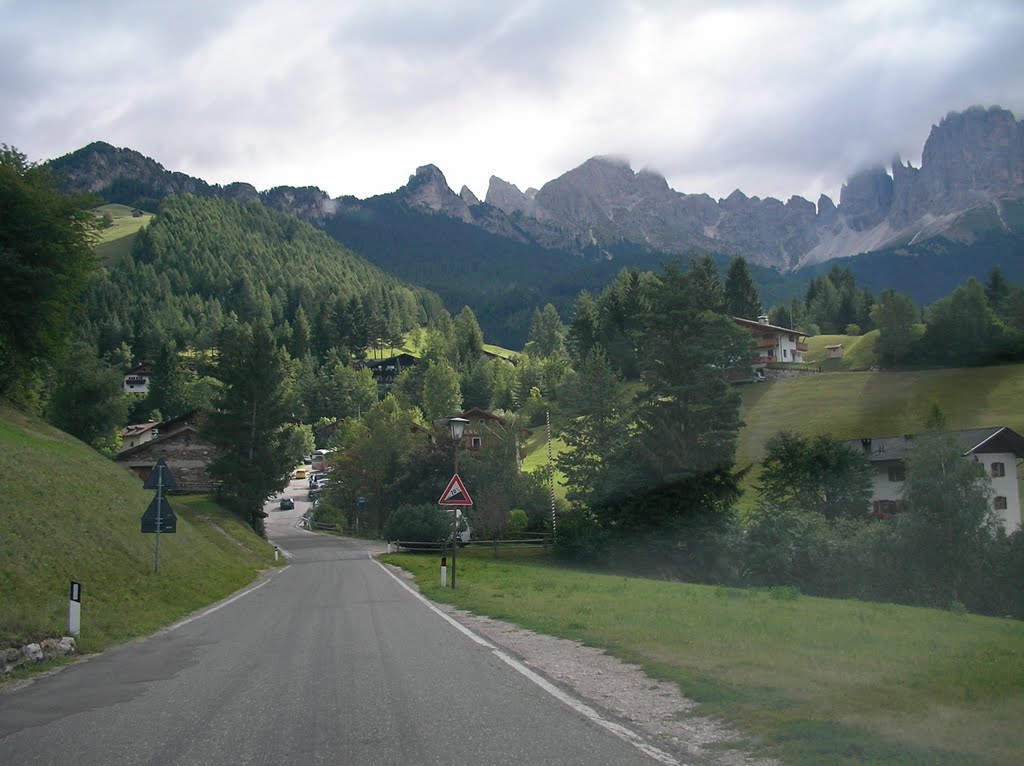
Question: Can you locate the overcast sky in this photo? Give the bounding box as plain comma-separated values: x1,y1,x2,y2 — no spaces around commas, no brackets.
2,0,1022,205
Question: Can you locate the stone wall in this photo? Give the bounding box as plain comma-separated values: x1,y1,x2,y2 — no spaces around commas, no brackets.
2,637,76,675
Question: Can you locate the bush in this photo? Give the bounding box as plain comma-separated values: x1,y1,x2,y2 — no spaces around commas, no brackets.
507,508,529,535
553,508,610,561
384,503,452,543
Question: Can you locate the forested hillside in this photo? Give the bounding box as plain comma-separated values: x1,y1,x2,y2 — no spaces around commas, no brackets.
82,195,444,360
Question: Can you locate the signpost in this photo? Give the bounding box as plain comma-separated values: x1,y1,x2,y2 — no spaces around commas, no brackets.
438,473,473,588
141,458,178,573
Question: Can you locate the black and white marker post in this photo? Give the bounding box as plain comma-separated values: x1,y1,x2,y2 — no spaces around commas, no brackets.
68,580,81,637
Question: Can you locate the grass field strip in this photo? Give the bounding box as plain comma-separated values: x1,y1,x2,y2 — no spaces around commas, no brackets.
375,560,682,766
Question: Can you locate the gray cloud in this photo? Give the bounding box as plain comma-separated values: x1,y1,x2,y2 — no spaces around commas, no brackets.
1,0,1022,204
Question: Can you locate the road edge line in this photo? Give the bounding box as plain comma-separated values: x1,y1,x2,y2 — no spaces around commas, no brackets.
373,561,681,766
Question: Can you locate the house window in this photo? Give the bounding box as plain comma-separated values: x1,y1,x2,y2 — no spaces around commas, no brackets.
470,436,482,450
991,462,1005,478
783,349,788,359
887,465,905,482
994,496,1008,511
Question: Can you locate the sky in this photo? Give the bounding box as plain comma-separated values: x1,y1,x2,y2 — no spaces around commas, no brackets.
2,0,1023,206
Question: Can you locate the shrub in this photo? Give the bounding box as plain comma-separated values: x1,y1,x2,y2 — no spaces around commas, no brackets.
384,503,452,543
507,508,529,535
553,508,610,561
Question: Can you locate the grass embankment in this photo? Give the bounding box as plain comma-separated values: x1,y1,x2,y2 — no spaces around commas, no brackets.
802,330,881,371
0,400,279,658
93,203,153,264
383,549,1024,766
737,362,1024,468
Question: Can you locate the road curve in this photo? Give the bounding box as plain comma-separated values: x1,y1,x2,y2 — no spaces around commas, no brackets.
0,481,675,765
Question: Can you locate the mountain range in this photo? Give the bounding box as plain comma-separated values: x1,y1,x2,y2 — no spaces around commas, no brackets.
50,105,1023,272
45,105,1024,345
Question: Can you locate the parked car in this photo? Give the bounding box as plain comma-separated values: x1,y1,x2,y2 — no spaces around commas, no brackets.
294,468,307,480
280,497,295,510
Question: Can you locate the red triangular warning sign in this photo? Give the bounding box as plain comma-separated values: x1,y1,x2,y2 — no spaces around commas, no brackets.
438,473,473,506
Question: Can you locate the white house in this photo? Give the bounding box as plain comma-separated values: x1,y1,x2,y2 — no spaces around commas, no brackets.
123,363,153,394
845,427,1024,533
120,421,159,450
733,315,807,368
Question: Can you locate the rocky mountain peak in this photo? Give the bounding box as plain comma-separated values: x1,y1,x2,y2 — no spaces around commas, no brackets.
485,176,536,216
459,185,480,206
398,165,472,222
839,166,894,231
262,186,336,224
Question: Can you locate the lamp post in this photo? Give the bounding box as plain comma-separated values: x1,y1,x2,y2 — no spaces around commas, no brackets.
448,416,469,589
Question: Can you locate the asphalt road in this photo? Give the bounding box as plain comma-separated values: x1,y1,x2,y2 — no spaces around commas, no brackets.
0,478,676,765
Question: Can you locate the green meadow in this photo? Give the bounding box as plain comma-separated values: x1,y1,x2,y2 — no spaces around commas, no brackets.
384,549,1024,766
93,203,153,263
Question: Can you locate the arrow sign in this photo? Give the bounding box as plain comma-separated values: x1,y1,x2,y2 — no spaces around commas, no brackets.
143,457,178,491
141,496,177,534
438,474,473,506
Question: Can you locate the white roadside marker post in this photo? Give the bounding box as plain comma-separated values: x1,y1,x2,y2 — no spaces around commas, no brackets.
440,556,448,588
68,580,81,637
274,546,279,562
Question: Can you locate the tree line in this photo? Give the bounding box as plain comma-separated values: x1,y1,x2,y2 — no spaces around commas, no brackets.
3,144,1022,619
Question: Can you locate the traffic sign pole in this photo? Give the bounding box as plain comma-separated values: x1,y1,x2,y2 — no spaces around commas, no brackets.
154,466,163,574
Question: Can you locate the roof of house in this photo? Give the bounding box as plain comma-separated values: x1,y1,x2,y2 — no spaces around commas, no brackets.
124,363,153,377
825,344,843,350
356,353,419,370
116,424,208,460
844,427,1024,462
121,421,159,438
732,316,804,336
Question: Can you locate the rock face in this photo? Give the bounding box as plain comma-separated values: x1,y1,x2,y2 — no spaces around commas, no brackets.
262,185,337,225
396,165,473,223
485,176,536,216
840,166,894,232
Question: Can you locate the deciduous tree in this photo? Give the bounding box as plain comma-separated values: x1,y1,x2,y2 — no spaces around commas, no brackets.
757,431,872,520
0,145,100,401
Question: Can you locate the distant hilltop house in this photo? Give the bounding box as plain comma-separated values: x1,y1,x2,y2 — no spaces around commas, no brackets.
733,315,808,368
825,344,844,359
353,353,419,389
845,426,1024,532
116,410,217,493
123,362,153,394
121,421,159,450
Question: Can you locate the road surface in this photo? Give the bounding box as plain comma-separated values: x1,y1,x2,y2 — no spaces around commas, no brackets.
0,477,677,765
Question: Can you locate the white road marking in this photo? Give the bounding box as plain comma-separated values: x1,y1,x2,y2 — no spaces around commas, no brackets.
166,570,285,632
375,560,682,766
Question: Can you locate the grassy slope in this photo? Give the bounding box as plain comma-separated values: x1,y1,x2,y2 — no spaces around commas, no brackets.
736,362,1024,469
93,203,153,264
386,550,1024,766
0,400,278,655
802,330,881,371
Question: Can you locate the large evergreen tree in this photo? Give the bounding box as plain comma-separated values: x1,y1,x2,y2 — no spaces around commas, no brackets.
204,321,295,534
592,263,748,533
724,256,762,320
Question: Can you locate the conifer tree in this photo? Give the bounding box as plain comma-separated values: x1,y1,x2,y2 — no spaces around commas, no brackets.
724,256,762,320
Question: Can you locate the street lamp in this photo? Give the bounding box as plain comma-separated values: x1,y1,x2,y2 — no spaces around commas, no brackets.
447,416,469,589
